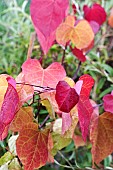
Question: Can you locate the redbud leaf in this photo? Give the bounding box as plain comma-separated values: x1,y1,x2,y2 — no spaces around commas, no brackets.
0,75,8,108
83,3,106,26
55,81,79,113
63,106,78,138
22,59,66,89
62,112,72,135
0,83,19,140
16,123,49,170
90,112,113,165
51,132,71,156
56,16,94,49
16,73,34,106
103,91,113,113
70,46,86,62
30,0,69,54
77,74,94,141
10,107,34,132
73,135,86,149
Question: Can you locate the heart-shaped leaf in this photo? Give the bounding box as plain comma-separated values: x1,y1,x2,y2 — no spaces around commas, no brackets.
30,0,69,54
55,81,79,113
16,123,49,170
56,15,94,49
22,59,66,89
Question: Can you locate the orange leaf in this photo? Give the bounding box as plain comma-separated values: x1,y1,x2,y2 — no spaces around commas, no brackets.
16,123,49,170
56,16,94,49
56,15,75,46
73,135,86,148
108,8,113,28
10,107,34,132
90,112,113,165
0,75,8,108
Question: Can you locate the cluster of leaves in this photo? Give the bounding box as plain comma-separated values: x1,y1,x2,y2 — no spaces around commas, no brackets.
1,0,113,169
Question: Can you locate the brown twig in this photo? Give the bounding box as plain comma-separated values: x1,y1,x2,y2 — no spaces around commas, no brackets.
61,45,67,65
27,32,36,59
16,82,55,91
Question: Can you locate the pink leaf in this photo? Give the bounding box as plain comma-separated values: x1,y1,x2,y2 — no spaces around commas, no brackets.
62,112,72,134
6,77,16,88
70,46,86,62
103,91,113,113
30,0,69,54
83,3,106,26
16,73,34,106
55,81,79,113
22,59,66,89
35,29,55,54
0,83,19,140
77,74,94,141
89,21,100,34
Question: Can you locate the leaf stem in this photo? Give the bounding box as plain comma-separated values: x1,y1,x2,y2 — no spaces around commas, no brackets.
93,103,103,108
61,45,67,65
39,115,50,129
72,61,81,80
54,159,75,170
58,151,75,170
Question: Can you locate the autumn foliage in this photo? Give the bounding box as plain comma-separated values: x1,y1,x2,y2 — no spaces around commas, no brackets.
1,0,113,169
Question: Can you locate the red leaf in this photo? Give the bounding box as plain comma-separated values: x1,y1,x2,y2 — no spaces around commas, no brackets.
55,81,79,113
70,46,86,62
103,91,113,113
22,59,66,89
16,123,49,170
0,83,19,140
30,0,69,54
77,74,94,141
83,3,106,26
62,112,72,134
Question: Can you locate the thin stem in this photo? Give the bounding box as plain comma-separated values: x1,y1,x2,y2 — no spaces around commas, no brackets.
93,103,103,108
61,45,67,65
16,82,55,91
39,115,50,129
54,159,75,170
58,151,75,170
27,32,36,59
35,100,41,119
72,61,81,80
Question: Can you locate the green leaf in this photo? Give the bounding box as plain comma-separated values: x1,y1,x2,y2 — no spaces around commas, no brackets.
51,132,72,156
0,152,13,166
